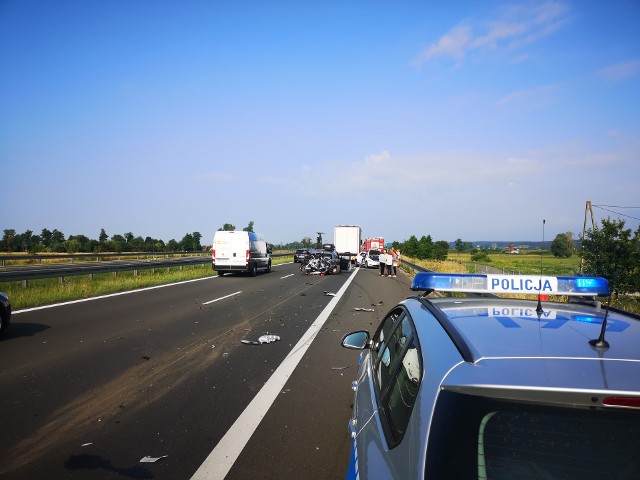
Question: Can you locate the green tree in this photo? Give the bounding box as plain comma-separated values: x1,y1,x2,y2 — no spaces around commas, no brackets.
110,234,126,253
41,228,53,249
402,236,419,257
433,241,449,260
180,233,194,251
1,229,15,251
454,238,471,253
64,239,80,253
551,232,575,258
471,249,491,262
418,235,433,259
67,234,94,252
582,218,639,293
192,232,202,251
243,221,255,232
51,230,65,251
99,229,108,243
129,236,145,251
219,223,236,231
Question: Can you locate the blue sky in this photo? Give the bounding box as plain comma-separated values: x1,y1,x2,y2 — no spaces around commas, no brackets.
2,1,639,246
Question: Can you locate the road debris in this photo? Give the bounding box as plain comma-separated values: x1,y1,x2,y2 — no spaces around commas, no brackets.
241,334,281,345
353,307,375,312
324,291,337,296
332,366,349,370
140,455,168,463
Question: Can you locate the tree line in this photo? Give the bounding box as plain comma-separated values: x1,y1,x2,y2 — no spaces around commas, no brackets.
1,228,204,254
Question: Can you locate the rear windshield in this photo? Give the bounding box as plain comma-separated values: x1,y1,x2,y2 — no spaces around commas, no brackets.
368,250,380,255
296,249,309,254
425,391,640,480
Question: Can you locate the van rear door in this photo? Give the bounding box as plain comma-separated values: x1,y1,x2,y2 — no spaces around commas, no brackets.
213,231,249,270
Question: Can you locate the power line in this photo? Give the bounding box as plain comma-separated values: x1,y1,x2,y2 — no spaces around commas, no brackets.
593,204,640,209
592,204,640,222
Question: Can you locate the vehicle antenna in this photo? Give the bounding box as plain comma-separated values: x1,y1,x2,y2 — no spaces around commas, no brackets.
536,219,545,314
589,291,612,350
589,247,619,350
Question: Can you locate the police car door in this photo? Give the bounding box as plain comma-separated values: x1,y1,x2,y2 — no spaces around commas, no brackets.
352,308,423,479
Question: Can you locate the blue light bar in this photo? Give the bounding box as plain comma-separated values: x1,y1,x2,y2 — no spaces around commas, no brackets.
411,273,609,296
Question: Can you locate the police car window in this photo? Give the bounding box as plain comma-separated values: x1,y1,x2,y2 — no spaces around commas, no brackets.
382,332,420,445
373,312,422,446
375,311,408,390
371,310,401,362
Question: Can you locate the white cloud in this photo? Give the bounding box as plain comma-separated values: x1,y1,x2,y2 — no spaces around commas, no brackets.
283,150,548,198
413,1,570,66
599,60,640,83
412,25,471,66
495,84,558,107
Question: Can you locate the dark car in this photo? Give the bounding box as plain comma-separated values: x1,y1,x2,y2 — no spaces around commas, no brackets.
321,249,341,273
342,272,640,479
294,249,312,263
0,292,11,335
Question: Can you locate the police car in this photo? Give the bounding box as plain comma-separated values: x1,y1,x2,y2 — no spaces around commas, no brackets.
341,273,640,479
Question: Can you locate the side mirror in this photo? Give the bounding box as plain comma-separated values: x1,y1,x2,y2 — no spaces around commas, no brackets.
341,331,370,350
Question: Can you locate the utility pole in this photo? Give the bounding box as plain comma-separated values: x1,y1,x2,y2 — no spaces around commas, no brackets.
580,200,596,274
316,232,324,249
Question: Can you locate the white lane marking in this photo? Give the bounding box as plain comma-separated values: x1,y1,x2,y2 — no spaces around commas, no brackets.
280,274,294,279
191,269,360,480
202,291,242,305
14,275,218,314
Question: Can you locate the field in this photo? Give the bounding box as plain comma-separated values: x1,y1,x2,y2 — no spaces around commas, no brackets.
402,253,640,315
448,251,582,276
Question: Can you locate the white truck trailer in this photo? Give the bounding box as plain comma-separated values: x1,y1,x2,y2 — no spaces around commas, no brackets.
334,225,362,264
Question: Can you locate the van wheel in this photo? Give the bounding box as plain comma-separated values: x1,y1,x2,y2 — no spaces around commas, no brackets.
218,271,225,277
250,263,257,277
266,261,271,273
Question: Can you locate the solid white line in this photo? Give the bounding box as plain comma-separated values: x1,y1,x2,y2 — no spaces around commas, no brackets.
191,269,360,480
202,291,242,305
13,275,218,314
280,274,294,279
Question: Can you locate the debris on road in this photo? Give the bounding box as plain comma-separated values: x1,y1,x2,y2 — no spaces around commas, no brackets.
353,307,375,312
324,291,337,296
140,455,168,463
241,334,281,345
332,366,349,370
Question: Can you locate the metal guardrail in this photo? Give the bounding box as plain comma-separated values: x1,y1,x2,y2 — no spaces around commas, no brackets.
399,259,424,272
0,251,209,266
0,252,292,285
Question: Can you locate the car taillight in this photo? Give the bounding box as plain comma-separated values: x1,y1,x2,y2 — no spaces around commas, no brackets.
603,397,640,409
246,250,250,262
212,249,215,259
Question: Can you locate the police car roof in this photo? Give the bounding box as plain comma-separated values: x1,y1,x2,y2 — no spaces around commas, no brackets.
422,296,640,396
429,297,639,360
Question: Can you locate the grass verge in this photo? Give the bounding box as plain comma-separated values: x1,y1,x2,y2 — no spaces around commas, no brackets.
2,256,293,310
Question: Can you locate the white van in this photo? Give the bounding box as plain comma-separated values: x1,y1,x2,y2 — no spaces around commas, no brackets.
212,230,272,276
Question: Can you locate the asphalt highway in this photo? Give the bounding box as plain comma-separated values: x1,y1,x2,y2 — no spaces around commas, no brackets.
0,262,414,479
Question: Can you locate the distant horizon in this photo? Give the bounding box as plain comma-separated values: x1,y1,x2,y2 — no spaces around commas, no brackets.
1,223,583,250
